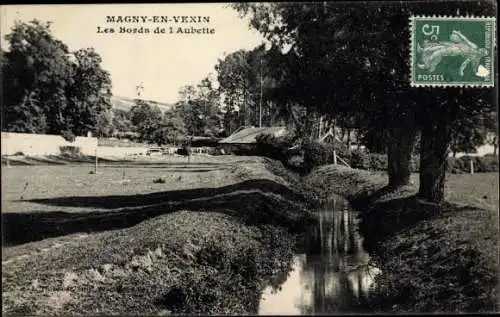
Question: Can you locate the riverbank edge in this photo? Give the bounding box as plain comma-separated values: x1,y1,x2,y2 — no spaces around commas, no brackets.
303,164,499,313
2,158,318,316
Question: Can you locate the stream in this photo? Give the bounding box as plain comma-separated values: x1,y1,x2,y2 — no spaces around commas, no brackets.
258,196,380,315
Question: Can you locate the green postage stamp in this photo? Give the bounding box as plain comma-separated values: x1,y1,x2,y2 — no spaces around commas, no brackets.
410,16,496,87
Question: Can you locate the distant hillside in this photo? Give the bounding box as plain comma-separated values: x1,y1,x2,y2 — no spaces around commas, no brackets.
110,95,174,112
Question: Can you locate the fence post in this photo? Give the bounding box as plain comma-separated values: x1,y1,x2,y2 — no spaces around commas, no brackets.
333,150,337,165
470,158,474,175
95,147,98,174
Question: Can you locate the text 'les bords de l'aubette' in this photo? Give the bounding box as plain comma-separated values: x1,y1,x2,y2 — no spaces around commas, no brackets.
97,15,215,34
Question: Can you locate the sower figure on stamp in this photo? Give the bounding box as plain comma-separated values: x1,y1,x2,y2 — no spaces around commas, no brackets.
417,30,489,76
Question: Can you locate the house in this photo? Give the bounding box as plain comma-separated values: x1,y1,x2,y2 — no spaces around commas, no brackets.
218,126,288,154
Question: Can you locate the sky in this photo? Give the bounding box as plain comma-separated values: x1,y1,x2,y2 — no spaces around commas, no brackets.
0,3,265,104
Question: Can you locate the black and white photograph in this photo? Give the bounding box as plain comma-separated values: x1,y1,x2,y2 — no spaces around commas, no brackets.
1,1,498,315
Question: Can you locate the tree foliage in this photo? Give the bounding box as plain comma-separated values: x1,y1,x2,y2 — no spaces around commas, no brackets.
129,99,163,143
2,20,112,137
177,78,222,137
449,112,492,156
111,108,133,134
215,45,286,135
232,1,496,201
157,104,187,145
124,77,222,145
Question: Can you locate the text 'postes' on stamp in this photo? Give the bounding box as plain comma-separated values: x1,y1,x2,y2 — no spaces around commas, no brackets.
410,16,496,87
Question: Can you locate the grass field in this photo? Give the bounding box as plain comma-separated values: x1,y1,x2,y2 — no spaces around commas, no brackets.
2,156,498,314
306,166,499,313
2,157,287,213
1,156,312,315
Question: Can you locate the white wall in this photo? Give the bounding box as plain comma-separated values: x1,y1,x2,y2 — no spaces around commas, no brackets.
449,144,496,158
1,132,98,156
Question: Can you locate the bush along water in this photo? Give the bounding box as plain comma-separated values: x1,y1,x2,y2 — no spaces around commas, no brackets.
254,134,350,174
253,133,498,174
305,164,499,313
343,150,497,173
154,218,297,315
447,155,499,173
254,133,294,164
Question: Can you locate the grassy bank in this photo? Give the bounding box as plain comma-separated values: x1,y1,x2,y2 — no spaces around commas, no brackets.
2,157,313,315
2,211,296,315
305,165,499,313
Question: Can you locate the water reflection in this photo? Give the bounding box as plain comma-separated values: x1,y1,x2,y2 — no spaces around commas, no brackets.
259,197,380,315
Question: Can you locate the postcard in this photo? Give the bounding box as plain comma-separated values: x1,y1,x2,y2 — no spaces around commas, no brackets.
1,2,498,315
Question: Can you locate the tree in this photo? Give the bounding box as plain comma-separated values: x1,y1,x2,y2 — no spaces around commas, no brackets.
357,124,389,154
449,113,490,157
417,88,494,201
177,80,222,137
216,50,252,132
111,108,134,133
1,20,112,137
155,104,187,145
194,76,224,136
65,48,113,136
2,20,72,133
95,109,114,138
129,99,163,143
232,3,419,187
486,133,498,156
484,111,498,156
215,45,280,133
233,2,495,201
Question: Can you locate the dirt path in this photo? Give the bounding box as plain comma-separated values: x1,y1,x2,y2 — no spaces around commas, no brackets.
2,233,90,266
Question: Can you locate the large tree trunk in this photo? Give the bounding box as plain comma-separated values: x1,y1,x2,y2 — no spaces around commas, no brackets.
318,115,324,139
418,107,453,203
242,84,247,127
387,125,416,188
493,136,498,156
346,128,352,154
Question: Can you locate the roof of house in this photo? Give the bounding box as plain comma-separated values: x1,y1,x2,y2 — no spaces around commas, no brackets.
219,126,288,144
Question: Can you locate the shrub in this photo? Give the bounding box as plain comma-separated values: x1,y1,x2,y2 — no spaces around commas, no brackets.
447,155,499,173
61,130,76,142
13,151,25,156
153,178,166,184
447,157,464,174
287,154,304,169
295,139,349,171
329,141,351,161
301,140,330,172
369,153,388,171
350,149,370,170
229,144,255,156
207,147,221,156
479,155,499,172
59,146,81,156
347,153,496,173
254,133,294,163
176,148,190,156
348,151,420,172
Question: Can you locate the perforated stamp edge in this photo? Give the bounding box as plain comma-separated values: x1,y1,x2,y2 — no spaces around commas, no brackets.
409,15,496,88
